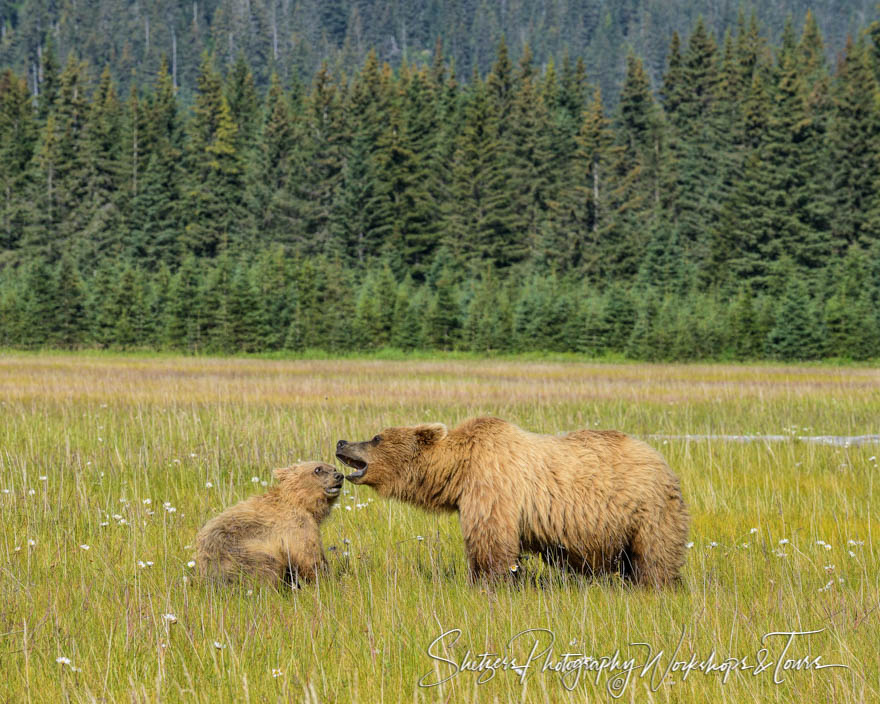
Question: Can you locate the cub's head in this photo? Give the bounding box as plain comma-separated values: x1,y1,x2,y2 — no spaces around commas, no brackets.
274,461,344,508
335,424,448,497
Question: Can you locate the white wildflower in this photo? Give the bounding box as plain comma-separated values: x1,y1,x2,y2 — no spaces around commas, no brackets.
213,641,226,650
56,656,71,665
187,560,196,568
272,668,283,678
685,542,694,549
205,482,213,488
750,528,758,534
162,614,177,623
80,544,90,551
778,538,789,545
251,477,260,483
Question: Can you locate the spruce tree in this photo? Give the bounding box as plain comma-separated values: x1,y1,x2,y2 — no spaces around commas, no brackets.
0,70,38,255
828,38,880,253
52,254,85,348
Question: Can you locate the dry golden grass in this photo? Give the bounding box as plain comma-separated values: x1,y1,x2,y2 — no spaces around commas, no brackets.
0,352,877,703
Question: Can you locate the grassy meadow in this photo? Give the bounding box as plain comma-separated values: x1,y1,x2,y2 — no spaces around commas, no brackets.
0,352,877,703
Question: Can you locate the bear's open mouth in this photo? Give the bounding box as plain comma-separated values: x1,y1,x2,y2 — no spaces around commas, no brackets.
336,452,367,480
325,485,342,497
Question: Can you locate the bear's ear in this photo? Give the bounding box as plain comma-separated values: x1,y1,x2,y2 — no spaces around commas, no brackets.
273,466,295,482
415,423,448,446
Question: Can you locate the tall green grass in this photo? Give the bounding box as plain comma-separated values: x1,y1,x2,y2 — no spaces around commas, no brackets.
0,354,877,702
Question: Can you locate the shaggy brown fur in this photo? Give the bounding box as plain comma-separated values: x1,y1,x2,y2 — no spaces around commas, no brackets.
196,461,343,586
337,418,689,587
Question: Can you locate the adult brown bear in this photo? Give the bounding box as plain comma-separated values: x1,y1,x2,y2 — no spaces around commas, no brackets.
336,417,689,586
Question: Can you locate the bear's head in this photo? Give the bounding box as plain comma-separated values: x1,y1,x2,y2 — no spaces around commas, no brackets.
274,461,345,517
335,423,450,503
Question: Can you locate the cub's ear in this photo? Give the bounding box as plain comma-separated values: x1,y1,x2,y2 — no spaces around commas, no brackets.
273,466,295,481
415,423,448,446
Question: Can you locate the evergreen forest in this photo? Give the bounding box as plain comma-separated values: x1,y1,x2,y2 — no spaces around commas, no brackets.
1,6,880,361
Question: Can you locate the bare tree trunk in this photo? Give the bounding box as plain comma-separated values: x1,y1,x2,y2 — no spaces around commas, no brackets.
171,27,178,89
133,121,138,196
592,159,600,233
272,2,278,60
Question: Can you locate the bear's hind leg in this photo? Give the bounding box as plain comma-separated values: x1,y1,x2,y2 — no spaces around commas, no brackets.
627,521,687,588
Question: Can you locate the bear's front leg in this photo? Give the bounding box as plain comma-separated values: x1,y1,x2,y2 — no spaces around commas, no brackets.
458,492,521,582
280,528,328,586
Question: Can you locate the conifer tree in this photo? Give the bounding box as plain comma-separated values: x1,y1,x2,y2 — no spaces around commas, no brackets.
0,69,38,255
185,55,246,258
507,45,554,261
446,74,519,269
252,73,298,247
52,253,85,348
767,266,826,360
79,66,124,258
390,274,423,350
828,38,880,253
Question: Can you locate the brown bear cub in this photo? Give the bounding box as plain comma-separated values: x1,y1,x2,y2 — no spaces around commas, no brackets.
196,461,343,587
337,418,689,587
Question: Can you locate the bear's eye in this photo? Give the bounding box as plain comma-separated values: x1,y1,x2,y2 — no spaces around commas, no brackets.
372,435,382,444
314,467,322,475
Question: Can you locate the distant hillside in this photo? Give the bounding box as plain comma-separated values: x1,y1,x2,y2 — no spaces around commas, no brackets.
0,0,877,100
